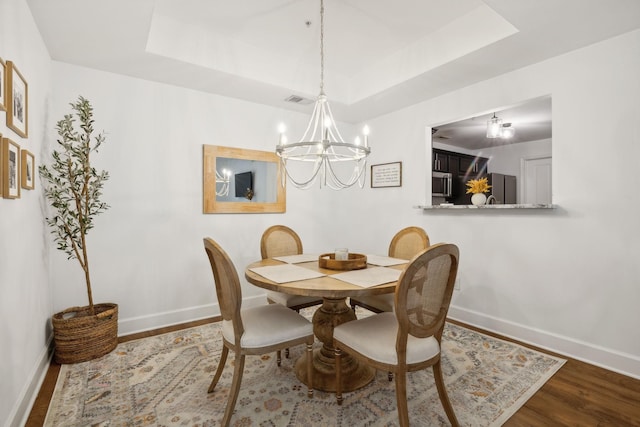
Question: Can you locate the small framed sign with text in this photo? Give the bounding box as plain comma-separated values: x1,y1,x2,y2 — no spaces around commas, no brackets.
371,161,402,188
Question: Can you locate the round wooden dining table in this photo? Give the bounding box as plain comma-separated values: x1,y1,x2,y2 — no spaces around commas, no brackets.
245,257,404,392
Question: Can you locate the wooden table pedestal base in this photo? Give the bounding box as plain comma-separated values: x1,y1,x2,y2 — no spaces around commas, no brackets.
294,297,375,392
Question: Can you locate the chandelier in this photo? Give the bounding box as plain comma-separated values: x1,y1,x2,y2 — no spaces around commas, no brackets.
276,0,371,190
215,168,231,196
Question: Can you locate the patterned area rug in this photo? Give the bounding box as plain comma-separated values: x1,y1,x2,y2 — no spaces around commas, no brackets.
44,309,565,426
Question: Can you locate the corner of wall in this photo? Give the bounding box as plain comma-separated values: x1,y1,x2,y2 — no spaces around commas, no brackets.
10,337,54,427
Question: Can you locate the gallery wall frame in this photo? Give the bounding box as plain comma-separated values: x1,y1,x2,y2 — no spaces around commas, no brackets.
371,161,402,188
0,57,6,112
6,61,28,138
21,149,34,190
0,133,3,197
2,137,21,199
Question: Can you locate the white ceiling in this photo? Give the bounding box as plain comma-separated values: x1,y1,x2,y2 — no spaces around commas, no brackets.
433,95,553,150
26,0,640,129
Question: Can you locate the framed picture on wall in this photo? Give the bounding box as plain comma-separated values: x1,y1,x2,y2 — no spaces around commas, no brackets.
6,61,28,138
2,137,21,199
0,133,3,197
0,58,6,112
371,161,402,188
21,149,35,190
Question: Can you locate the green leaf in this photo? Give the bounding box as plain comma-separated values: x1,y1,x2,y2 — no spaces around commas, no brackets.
39,96,110,307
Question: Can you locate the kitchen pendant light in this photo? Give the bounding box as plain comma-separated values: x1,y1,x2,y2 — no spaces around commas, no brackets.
486,113,503,138
501,123,515,138
276,0,371,190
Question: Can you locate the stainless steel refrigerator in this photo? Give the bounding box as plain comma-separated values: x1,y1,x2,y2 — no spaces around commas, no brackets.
487,173,517,204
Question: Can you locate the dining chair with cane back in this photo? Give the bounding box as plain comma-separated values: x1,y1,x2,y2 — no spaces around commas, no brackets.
334,243,460,427
350,226,430,314
261,225,323,311
261,225,323,360
203,237,314,427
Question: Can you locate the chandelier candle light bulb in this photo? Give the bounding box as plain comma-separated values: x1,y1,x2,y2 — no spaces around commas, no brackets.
324,118,331,140
278,123,286,145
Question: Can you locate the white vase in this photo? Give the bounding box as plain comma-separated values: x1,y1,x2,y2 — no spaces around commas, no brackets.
471,193,487,206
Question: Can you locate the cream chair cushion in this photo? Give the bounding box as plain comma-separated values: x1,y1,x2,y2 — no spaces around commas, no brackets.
350,294,394,312
333,312,440,365
222,304,313,348
267,291,322,308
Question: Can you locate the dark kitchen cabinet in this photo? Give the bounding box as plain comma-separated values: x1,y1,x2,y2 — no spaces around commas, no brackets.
432,149,450,172
433,148,487,177
457,155,488,179
452,178,472,205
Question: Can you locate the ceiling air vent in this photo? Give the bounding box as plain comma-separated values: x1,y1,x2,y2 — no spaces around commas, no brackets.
285,95,314,105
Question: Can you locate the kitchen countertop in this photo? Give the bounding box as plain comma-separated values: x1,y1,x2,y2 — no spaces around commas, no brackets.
416,203,555,210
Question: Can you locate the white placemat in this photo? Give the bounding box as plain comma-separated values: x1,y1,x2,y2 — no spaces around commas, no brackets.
331,266,402,288
272,254,320,264
249,264,326,283
365,254,409,267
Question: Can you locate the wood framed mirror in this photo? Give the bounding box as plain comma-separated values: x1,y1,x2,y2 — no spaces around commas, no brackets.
203,145,286,213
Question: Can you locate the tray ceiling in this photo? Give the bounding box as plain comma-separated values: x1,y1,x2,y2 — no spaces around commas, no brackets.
27,0,640,123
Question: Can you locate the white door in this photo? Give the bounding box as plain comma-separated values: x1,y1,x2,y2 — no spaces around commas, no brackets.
521,156,552,204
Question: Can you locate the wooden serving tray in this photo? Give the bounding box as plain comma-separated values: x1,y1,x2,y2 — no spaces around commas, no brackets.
318,253,367,271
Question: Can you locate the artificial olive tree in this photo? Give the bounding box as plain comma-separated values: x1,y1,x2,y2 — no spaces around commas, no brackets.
39,96,109,316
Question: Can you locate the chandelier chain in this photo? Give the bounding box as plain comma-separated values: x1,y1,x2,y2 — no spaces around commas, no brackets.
320,0,325,93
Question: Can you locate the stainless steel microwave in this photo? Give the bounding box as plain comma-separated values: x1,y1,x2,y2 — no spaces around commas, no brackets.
432,172,453,197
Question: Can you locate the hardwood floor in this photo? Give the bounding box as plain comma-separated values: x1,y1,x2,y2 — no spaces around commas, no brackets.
448,320,640,427
25,317,640,426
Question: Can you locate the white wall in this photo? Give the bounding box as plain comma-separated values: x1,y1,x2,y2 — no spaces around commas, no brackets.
4,3,640,425
0,0,53,425
347,30,640,377
48,62,354,334
59,28,639,381
482,138,552,185
434,138,553,204
482,138,552,203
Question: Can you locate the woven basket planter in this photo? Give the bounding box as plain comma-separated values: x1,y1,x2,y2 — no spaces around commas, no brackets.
52,303,118,364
